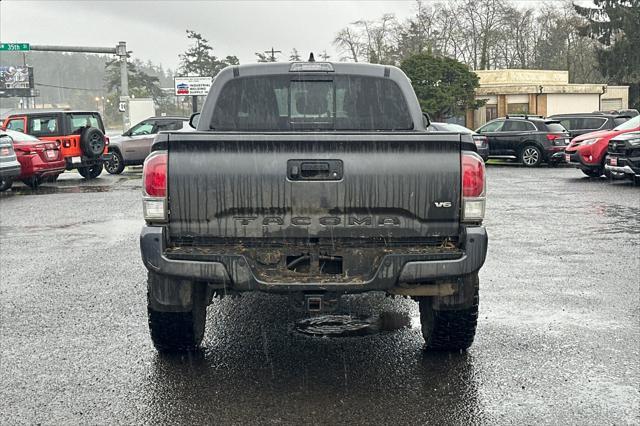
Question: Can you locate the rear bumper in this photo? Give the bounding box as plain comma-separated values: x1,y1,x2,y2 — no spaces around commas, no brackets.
18,156,66,179
140,225,488,293
0,161,21,178
65,153,113,169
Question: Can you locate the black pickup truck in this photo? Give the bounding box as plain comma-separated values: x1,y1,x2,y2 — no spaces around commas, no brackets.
140,61,488,352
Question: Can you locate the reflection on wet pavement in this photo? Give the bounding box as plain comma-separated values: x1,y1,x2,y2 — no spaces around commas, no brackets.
294,311,411,337
0,166,638,424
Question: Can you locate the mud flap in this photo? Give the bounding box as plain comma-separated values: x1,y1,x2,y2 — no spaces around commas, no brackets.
147,272,196,313
431,273,479,311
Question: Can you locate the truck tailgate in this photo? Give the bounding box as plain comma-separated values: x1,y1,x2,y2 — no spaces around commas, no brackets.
167,132,462,243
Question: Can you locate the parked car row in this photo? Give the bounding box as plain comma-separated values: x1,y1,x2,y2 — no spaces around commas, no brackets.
1,109,111,180
0,111,193,191
3,106,638,191
450,110,639,183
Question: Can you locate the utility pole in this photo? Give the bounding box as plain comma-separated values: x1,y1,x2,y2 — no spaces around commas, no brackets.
30,42,130,131
264,47,282,62
116,42,130,130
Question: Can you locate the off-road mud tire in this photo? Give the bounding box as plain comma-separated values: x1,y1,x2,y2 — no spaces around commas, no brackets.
419,273,479,351
147,272,207,352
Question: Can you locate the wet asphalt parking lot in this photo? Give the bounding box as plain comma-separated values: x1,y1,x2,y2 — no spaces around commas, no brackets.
0,165,638,424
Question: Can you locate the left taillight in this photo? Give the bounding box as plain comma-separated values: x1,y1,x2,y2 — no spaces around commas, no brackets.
462,152,486,223
142,151,167,222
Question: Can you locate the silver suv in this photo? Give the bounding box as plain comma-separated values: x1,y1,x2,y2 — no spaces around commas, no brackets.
105,116,189,174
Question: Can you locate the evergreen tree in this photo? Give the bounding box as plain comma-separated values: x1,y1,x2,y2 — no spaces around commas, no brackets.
401,53,484,120
179,30,239,77
575,0,640,108
289,48,301,62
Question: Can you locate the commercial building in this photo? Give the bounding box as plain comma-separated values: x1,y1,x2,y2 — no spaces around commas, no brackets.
467,69,629,129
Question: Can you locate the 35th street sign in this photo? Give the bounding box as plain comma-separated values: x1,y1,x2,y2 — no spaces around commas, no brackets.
0,43,31,51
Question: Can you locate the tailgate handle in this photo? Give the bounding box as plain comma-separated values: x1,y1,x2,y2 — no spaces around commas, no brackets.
301,162,329,172
288,160,343,181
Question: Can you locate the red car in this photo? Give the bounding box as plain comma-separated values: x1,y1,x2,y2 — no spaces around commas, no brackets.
0,128,66,189
565,115,640,177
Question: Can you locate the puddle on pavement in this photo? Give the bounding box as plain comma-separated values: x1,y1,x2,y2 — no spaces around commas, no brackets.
294,311,411,337
1,185,113,196
0,174,142,198
588,203,640,235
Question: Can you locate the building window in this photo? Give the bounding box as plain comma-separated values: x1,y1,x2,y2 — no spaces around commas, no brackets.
486,104,497,122
507,103,529,114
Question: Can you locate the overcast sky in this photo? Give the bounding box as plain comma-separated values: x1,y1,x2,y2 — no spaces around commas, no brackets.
1,1,419,69
1,0,593,71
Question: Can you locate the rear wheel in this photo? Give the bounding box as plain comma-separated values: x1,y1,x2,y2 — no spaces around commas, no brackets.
22,176,42,189
147,272,207,352
581,168,603,178
419,273,479,351
0,177,13,192
77,163,103,179
520,145,542,167
104,150,125,175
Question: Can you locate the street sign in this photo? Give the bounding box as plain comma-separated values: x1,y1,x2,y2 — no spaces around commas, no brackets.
174,76,212,96
0,43,30,51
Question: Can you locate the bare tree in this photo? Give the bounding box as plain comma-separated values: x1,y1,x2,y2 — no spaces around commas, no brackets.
331,0,603,82
354,14,398,64
333,27,363,62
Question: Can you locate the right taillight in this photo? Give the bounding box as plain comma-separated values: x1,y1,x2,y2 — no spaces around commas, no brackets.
472,135,487,147
142,151,168,222
462,152,486,222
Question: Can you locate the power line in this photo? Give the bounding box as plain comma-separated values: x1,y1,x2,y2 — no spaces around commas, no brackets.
264,47,282,62
35,82,103,92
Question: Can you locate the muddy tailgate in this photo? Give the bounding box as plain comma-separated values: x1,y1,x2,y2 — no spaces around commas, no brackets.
166,132,462,243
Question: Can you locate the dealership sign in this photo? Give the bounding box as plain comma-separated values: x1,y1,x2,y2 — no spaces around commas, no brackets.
174,76,212,96
0,66,34,97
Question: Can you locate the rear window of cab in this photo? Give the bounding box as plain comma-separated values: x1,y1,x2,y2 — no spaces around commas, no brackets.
210,75,413,131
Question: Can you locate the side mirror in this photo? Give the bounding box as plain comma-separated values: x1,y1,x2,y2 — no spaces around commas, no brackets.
422,112,431,128
189,112,201,129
